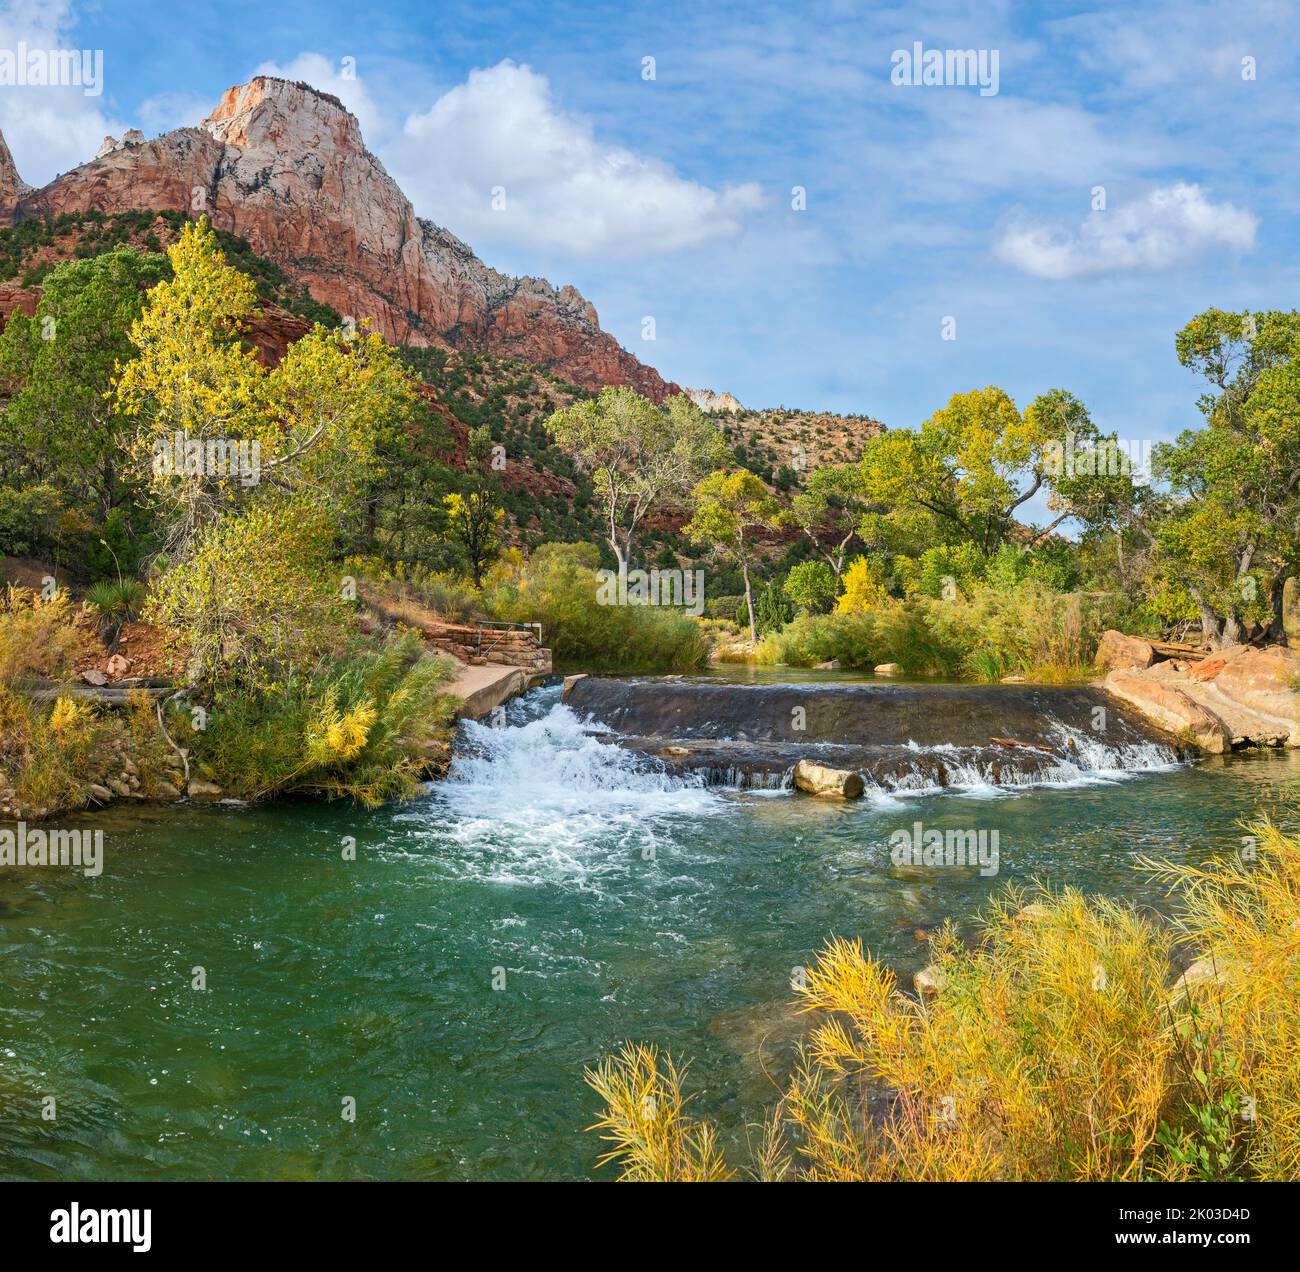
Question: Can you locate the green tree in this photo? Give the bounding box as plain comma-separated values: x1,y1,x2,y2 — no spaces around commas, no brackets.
1145,310,1300,645
783,560,837,613
686,470,784,643
789,463,872,582
0,246,168,568
859,386,1054,558
545,387,726,575
444,426,504,587
115,217,420,559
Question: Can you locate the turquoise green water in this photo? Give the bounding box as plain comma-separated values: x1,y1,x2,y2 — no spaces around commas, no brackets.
1,683,1296,1180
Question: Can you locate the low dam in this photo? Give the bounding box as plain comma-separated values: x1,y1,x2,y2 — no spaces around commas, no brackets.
562,676,1182,792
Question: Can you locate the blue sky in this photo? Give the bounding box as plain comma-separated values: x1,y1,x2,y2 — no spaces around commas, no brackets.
2,0,1298,466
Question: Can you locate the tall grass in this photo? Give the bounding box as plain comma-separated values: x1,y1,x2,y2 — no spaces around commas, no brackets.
755,586,1131,681
483,543,709,673
586,823,1300,1181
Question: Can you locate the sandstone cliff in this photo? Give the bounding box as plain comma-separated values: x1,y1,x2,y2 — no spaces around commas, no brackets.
1,77,677,400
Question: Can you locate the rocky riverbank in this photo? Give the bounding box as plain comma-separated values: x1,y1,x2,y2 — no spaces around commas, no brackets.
1096,632,1300,753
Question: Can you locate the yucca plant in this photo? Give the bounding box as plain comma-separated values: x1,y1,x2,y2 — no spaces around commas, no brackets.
83,577,147,646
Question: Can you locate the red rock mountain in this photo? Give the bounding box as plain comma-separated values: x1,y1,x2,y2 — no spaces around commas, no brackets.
0,77,677,400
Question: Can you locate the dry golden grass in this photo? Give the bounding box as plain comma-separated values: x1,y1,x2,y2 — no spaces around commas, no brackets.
0,586,81,687
587,825,1300,1181
584,1042,734,1181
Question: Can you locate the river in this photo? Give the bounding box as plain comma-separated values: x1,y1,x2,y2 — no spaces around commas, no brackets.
1,679,1296,1179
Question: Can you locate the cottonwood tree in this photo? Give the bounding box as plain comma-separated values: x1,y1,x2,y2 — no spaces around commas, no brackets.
686,469,784,643
115,217,420,559
545,387,727,576
788,463,871,583
859,386,1056,558
1146,310,1300,645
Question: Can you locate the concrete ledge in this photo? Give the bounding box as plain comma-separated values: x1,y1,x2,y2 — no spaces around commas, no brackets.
448,664,532,720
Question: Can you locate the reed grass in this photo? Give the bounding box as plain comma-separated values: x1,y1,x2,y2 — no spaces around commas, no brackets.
587,823,1300,1181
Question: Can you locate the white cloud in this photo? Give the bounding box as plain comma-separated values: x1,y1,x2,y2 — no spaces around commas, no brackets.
995,183,1257,280
0,0,125,185
135,91,211,134
387,60,764,260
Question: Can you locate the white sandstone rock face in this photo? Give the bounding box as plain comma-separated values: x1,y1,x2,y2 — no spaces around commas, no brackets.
684,387,744,414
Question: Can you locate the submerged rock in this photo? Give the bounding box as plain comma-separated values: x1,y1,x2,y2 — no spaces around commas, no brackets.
914,965,946,997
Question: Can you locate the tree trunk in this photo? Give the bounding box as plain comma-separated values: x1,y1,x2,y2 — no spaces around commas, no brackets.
609,539,627,581
742,561,757,645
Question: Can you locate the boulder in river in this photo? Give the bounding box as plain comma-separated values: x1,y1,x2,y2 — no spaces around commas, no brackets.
793,759,864,799
873,662,902,676
1209,646,1300,744
1106,644,1300,749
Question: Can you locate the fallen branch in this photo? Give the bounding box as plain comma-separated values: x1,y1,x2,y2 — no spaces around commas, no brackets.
989,736,1056,753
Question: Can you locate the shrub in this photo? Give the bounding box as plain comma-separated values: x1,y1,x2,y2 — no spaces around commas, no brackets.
482,543,709,673
753,579,794,635
147,498,349,697
756,604,966,675
187,631,457,805
835,555,889,613
0,587,82,688
783,561,836,613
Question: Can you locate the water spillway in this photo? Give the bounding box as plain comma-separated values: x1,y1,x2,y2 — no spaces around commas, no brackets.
562,676,1182,794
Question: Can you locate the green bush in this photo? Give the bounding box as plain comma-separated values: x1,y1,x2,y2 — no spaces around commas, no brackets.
187,631,457,805
483,543,709,673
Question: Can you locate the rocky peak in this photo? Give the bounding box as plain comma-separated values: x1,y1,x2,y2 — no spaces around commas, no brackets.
94,129,146,159
3,77,678,400
201,76,364,157
0,130,33,226
686,387,744,414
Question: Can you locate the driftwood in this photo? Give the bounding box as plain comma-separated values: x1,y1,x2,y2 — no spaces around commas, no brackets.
25,678,178,704
989,736,1056,754
1151,640,1208,661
